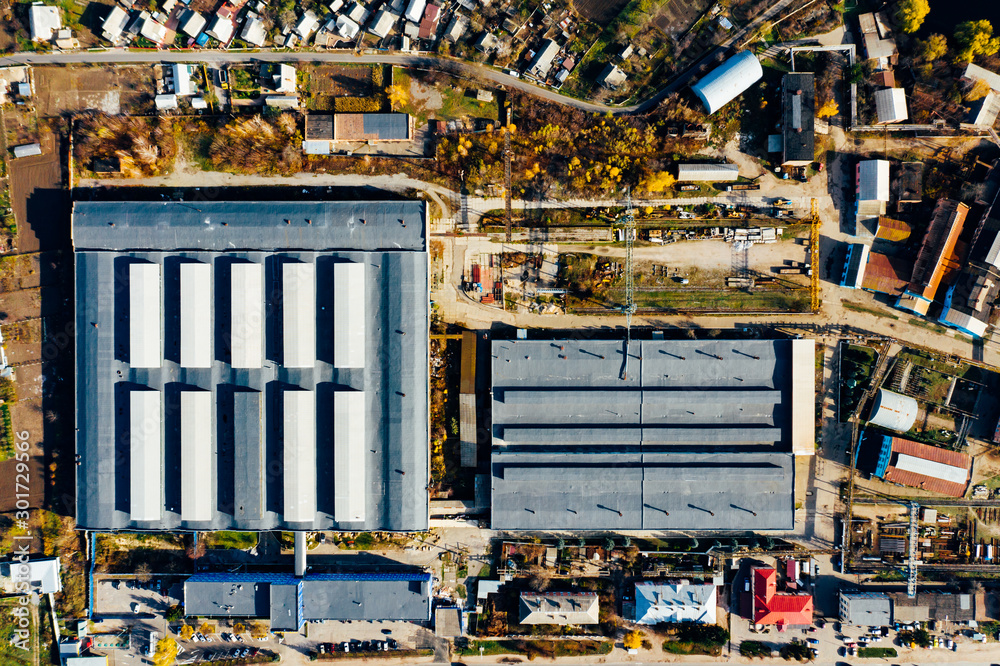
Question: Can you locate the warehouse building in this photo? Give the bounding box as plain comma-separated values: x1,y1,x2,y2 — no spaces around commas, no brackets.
490,338,814,531
840,591,892,626
518,592,599,625
184,572,433,629
690,51,763,114
897,199,969,316
781,73,815,167
73,200,429,532
873,88,908,124
676,163,740,182
855,431,971,497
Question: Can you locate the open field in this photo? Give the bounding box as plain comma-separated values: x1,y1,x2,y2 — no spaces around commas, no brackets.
8,130,66,254
572,0,631,24
34,66,155,116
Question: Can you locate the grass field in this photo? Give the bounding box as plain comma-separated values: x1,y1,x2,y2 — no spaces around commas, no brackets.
842,300,899,319
203,531,258,549
858,647,897,658
457,640,612,658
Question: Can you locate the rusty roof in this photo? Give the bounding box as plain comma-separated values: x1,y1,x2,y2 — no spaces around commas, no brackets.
882,437,971,497
862,251,911,294
875,216,912,242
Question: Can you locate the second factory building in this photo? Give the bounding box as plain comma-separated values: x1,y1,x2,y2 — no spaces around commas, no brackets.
490,338,815,531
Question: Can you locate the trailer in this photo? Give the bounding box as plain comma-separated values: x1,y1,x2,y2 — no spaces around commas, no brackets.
726,183,761,191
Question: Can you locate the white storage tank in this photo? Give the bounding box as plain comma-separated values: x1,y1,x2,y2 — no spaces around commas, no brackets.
868,388,918,432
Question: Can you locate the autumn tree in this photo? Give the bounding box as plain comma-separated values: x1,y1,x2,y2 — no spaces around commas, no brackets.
954,20,1000,64
623,630,644,650
816,100,838,118
641,171,676,192
153,637,178,666
135,562,152,583
896,0,929,33
916,33,948,62
386,83,409,108
179,625,194,640
966,78,992,101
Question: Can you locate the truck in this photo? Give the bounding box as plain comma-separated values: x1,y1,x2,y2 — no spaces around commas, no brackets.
725,183,760,191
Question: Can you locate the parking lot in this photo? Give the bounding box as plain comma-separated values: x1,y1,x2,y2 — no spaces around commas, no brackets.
94,575,184,617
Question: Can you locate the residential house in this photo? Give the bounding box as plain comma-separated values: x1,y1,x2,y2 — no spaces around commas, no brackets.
0,556,61,594
241,15,267,46
475,32,499,53
633,582,717,625
140,17,169,44
750,567,813,627
597,64,627,90
527,39,559,79
369,10,397,39
206,15,235,43
404,0,426,23
272,64,296,94
29,4,62,42
418,3,440,39
171,64,195,96
518,592,599,625
101,6,130,44
294,10,319,39
858,12,897,63
346,2,369,24
180,10,207,39
336,16,360,40
443,14,467,43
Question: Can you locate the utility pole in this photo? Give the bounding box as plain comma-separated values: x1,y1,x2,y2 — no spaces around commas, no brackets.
620,189,636,380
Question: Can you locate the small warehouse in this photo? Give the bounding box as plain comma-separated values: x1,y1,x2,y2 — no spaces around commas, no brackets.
855,432,972,497
690,51,763,114
781,72,815,167
676,163,740,182
868,388,918,432
334,113,412,141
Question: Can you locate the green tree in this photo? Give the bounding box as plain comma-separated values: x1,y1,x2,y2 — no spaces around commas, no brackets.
730,538,740,550
916,33,948,62
165,605,183,622
847,64,865,84
623,535,632,548
604,537,615,552
896,0,929,33
954,20,1000,63
690,537,700,550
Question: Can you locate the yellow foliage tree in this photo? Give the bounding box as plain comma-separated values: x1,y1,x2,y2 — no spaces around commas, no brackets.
232,622,246,634
179,625,194,640
198,622,215,635
966,79,992,101
642,171,676,192
623,630,644,650
386,84,409,108
817,100,839,118
153,637,179,666
896,0,929,33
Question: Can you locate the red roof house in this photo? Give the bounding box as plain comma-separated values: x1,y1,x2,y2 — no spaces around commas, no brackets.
751,567,813,626
418,4,440,39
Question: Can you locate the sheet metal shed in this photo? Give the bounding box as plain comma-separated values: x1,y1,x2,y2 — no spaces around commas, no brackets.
676,163,740,182
868,389,918,432
690,51,762,114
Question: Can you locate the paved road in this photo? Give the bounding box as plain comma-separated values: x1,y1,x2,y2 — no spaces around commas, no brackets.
0,0,795,115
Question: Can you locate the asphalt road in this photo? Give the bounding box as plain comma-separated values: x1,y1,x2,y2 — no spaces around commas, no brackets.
0,0,795,115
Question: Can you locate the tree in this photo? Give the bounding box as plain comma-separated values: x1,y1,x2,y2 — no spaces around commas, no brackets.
623,630,644,650
916,33,948,62
730,538,740,550
386,83,409,109
557,537,566,550
895,0,929,33
966,78,992,101
604,537,615,552
198,622,215,635
816,100,838,118
954,20,1000,64
847,64,865,84
641,171,676,192
135,562,152,583
153,637,179,666
623,536,632,548
779,641,813,661
577,537,586,548
179,625,194,640
165,605,183,622
765,537,776,550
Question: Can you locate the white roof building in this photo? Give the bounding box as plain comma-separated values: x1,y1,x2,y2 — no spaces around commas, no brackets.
231,262,263,369
404,0,426,23
282,262,316,367
519,592,599,625
690,50,763,114
528,39,560,79
179,262,211,367
874,88,907,124
265,95,299,108
12,143,42,158
101,6,130,43
172,64,195,96
443,14,467,42
294,10,319,39
283,389,317,523
180,10,207,38
180,391,212,522
369,9,397,38
130,390,162,522
274,64,296,94
29,4,62,42
336,15,361,40
633,582,717,624
869,388,918,432
334,391,366,522
140,18,169,44
241,15,266,46
857,160,890,204
334,262,366,368
0,556,62,594
129,263,161,368
676,163,740,182
346,2,369,24
597,64,627,89
154,93,178,110
963,62,1000,92
206,15,235,43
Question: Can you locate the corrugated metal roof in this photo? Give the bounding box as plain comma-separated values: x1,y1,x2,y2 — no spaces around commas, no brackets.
908,199,968,302
840,243,869,289
874,88,907,124
634,583,716,624
861,251,911,294
857,160,890,202
519,592,599,625
676,163,740,182
282,262,316,367
965,63,1000,92
882,437,971,496
180,391,213,522
180,262,212,367
691,51,763,114
875,217,912,242
130,390,162,523
230,262,263,368
130,262,161,368
334,391,366,523
869,389,918,432
284,389,316,523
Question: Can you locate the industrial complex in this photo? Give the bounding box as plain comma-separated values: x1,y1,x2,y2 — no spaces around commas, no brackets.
489,338,815,531
72,200,430,532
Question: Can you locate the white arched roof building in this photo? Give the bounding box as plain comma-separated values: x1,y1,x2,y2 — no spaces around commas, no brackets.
690,51,763,114
869,388,918,432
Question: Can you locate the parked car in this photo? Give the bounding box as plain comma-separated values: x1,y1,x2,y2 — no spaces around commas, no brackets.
807,638,819,645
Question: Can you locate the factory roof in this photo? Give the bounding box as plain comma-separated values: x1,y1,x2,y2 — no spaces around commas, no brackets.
305,115,334,140
334,113,411,141
882,438,971,497
875,216,912,242
861,252,911,295
782,73,815,166
633,582,717,624
490,339,812,531
73,200,429,532
888,591,977,622
905,199,969,305
71,200,425,252
690,51,763,114
841,243,869,289
857,160,890,202
519,592,599,625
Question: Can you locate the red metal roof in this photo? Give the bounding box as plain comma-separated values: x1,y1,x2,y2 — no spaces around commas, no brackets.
862,251,911,294
751,567,814,625
418,4,440,38
882,437,971,497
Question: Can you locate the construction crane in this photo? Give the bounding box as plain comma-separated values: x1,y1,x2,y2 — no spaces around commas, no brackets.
504,104,513,243
619,189,637,380
809,198,820,312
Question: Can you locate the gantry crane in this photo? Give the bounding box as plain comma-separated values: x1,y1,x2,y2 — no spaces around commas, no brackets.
620,190,637,380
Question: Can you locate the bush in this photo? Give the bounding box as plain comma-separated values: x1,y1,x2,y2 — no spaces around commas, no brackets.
740,640,772,658
334,96,382,113
779,642,813,661
677,623,729,647
857,647,897,658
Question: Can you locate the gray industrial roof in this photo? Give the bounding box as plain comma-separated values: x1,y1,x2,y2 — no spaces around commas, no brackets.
840,591,892,626
782,73,815,165
71,200,425,252
269,584,301,631
491,339,803,530
303,578,431,621
363,113,410,140
73,201,429,533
